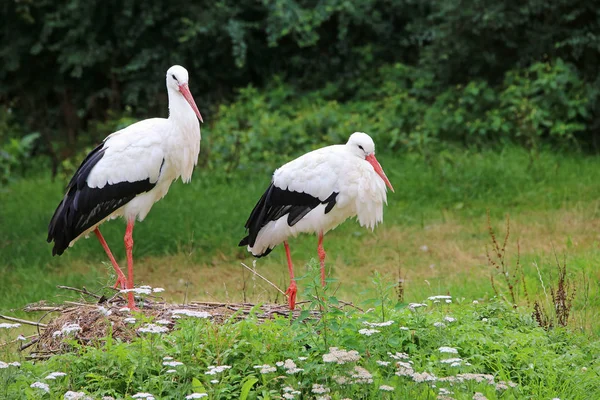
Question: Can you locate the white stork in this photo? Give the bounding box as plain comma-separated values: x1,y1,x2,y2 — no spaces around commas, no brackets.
47,65,203,310
239,132,394,309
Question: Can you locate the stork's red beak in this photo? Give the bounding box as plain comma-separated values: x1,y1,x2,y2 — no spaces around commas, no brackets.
366,154,394,192
179,83,204,123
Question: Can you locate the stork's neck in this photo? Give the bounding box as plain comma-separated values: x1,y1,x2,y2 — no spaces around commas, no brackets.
167,88,200,131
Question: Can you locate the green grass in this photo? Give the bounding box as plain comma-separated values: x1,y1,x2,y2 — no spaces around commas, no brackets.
2,145,600,398
1,145,600,330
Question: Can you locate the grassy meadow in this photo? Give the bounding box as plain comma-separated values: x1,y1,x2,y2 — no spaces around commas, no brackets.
2,145,600,331
2,145,600,399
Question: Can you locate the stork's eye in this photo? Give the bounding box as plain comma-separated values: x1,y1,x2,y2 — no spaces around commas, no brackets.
172,74,178,81
358,145,364,151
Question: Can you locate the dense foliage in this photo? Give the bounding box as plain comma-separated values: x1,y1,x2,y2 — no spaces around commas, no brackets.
1,0,599,179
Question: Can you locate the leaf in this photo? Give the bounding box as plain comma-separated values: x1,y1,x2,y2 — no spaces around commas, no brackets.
240,377,259,400
192,378,206,393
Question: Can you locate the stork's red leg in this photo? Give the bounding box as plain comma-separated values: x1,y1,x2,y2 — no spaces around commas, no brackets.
124,220,138,310
94,228,127,289
317,231,326,287
284,241,297,310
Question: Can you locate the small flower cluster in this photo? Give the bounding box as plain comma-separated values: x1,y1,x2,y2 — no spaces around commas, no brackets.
30,382,50,393
120,285,164,295
408,303,427,310
358,328,380,336
132,393,155,400
254,364,277,374
171,309,211,319
362,320,394,327
185,393,208,399
63,391,94,400
0,323,21,329
276,359,304,374
322,347,360,364
205,365,231,375
137,324,169,334
0,361,20,369
52,323,82,338
282,385,301,399
45,371,67,380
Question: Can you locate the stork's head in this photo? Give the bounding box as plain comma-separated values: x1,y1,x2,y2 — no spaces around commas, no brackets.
347,132,394,192
166,65,203,123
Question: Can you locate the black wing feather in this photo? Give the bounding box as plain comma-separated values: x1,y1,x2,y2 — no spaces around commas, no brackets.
47,142,157,256
239,183,338,256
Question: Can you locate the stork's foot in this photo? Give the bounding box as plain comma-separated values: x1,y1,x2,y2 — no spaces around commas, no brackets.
125,292,139,311
113,274,128,290
286,281,298,310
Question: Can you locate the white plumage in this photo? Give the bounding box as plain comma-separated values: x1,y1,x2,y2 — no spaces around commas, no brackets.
240,132,394,309
48,65,203,309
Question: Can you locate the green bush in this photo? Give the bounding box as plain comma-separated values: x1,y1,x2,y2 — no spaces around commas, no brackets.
206,59,592,172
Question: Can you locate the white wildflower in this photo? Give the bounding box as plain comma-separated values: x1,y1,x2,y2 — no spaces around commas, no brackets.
440,358,462,364
408,303,427,310
396,361,413,369
163,356,173,360
322,347,360,364
439,347,458,354
153,287,165,293
363,320,394,327
439,388,454,395
298,356,307,361
124,317,136,324
166,369,177,374
0,323,21,329
121,288,152,295
399,326,409,331
472,300,479,304
45,371,67,379
420,245,429,252
132,393,155,400
445,299,452,304
377,360,391,366
0,362,7,369
333,375,349,384
64,391,93,400
118,307,131,312
210,379,219,384
388,352,410,360
97,306,112,316
163,361,184,367
17,335,26,341
350,366,373,383
254,364,276,374
444,316,456,323
379,385,395,391
395,364,415,377
358,328,380,336
156,319,172,325
30,382,50,393
411,372,437,382
312,384,329,394
282,394,295,400
61,323,82,335
205,365,231,375
473,393,487,400
482,318,488,322
428,295,452,301
9,361,20,367
434,322,446,328
279,359,303,374
171,309,211,319
185,394,208,399
137,324,168,334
